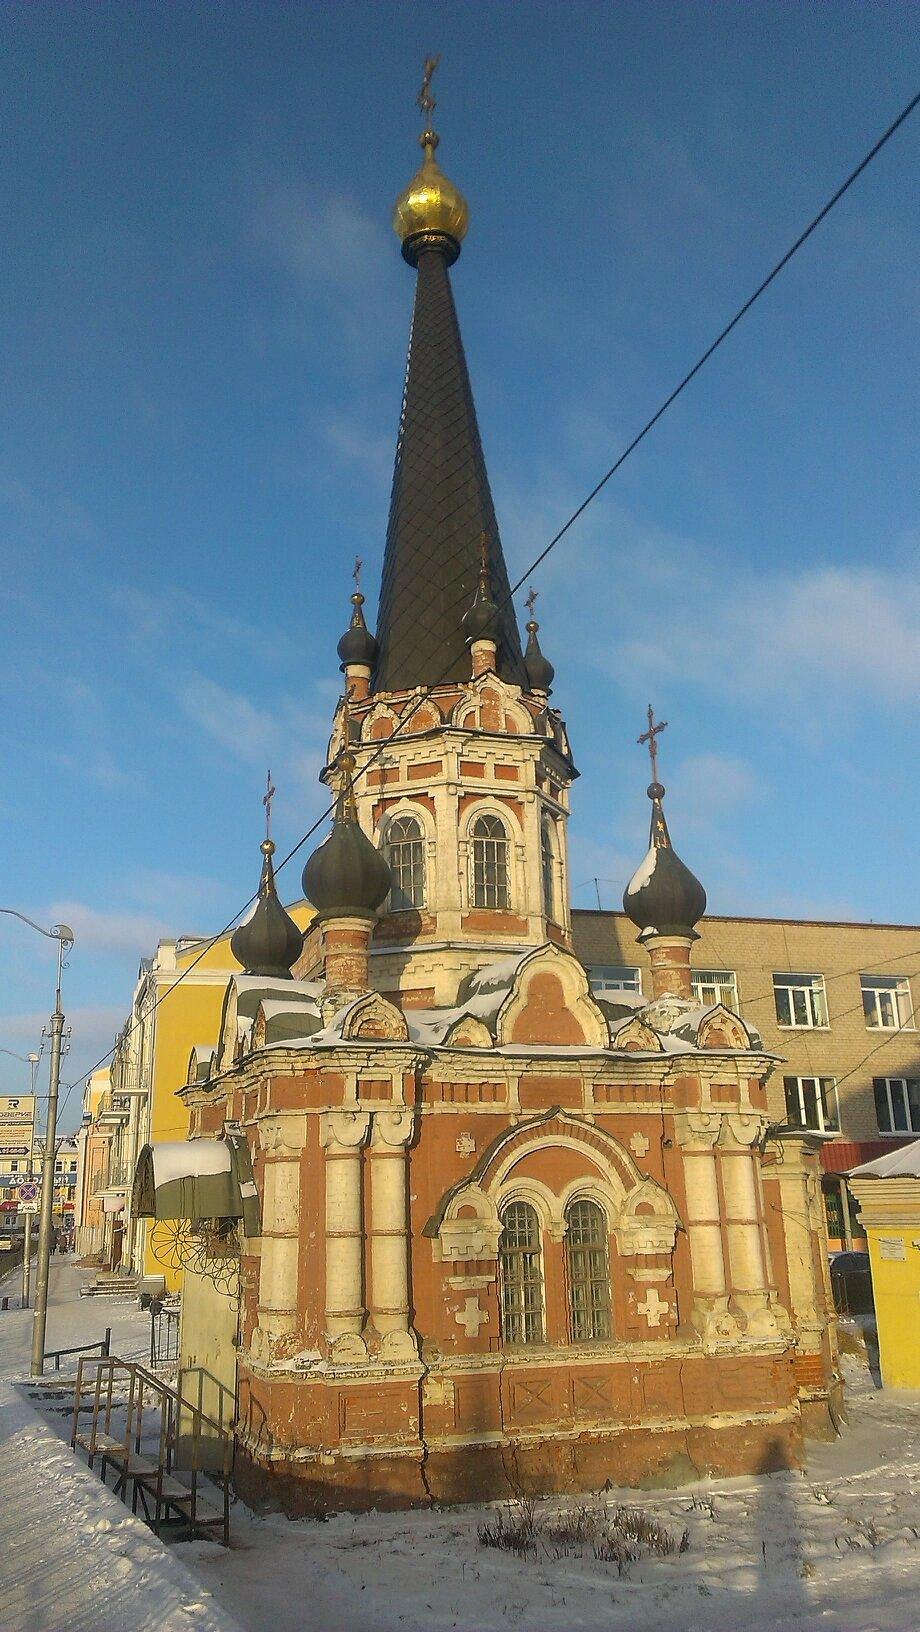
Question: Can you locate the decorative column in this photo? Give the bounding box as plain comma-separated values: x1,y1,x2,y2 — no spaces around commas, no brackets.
368,1109,418,1359
719,1116,781,1339
675,1112,739,1345
320,1110,371,1362
253,1117,306,1363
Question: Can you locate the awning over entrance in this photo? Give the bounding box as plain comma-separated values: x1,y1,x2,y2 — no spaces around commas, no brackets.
131,1133,260,1237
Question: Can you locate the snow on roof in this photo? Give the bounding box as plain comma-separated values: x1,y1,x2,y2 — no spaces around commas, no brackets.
625,844,658,899
151,1140,232,1186
849,1140,920,1179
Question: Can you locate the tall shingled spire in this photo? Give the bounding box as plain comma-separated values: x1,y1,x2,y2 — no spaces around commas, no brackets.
373,61,526,692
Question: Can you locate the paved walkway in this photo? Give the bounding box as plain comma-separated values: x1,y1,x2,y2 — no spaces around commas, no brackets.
0,1260,243,1632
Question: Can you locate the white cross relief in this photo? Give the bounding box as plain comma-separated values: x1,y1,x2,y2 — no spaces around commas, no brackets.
454,1296,489,1338
630,1133,650,1158
455,1132,476,1156
637,1287,669,1328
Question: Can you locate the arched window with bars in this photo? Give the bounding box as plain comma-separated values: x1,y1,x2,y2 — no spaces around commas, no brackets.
565,1198,612,1341
471,812,510,910
498,1200,544,1344
386,813,425,910
541,815,556,921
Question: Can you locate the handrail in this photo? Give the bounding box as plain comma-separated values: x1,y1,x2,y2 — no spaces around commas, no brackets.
71,1352,232,1544
46,1327,110,1371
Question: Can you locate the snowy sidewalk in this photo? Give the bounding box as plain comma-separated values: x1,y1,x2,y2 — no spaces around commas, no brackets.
0,1262,243,1632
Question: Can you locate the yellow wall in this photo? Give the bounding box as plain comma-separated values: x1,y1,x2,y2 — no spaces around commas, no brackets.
850,1175,920,1390
864,1224,920,1389
142,904,314,1288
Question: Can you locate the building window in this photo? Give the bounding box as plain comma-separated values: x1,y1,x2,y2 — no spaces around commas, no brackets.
541,817,555,921
588,966,642,997
861,976,914,1032
386,814,425,910
472,813,510,910
773,973,829,1029
499,1200,544,1344
874,1077,920,1135
565,1198,612,1341
823,1182,845,1242
10,1162,19,1173
783,1075,840,1134
691,969,739,1011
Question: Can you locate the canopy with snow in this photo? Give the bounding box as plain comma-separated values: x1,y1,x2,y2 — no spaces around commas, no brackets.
132,1133,260,1236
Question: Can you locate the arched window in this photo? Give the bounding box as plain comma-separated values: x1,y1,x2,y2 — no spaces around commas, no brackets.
387,814,425,910
472,813,510,910
499,1201,544,1344
541,816,555,920
565,1198,612,1341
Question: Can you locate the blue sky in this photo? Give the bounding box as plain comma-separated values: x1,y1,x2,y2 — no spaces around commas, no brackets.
1,3,917,1125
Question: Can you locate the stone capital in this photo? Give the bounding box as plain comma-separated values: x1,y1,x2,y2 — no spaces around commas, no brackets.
673,1110,722,1151
371,1108,415,1149
320,1109,371,1152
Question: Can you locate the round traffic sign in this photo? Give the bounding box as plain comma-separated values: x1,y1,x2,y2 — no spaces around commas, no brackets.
19,1182,38,1201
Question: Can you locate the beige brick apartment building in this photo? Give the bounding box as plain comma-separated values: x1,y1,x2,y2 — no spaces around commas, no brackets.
572,912,919,1251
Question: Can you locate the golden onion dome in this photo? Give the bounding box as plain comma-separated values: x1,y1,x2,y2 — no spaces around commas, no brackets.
393,131,469,262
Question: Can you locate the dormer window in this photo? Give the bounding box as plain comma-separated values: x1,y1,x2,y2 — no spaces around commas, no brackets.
472,813,510,910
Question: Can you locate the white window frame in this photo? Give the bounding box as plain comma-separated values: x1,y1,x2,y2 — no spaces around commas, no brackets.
783,1075,840,1134
860,975,915,1032
588,965,643,997
691,969,739,1012
874,1077,920,1136
773,972,829,1030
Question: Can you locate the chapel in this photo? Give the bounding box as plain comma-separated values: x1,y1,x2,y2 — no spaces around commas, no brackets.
138,81,840,1513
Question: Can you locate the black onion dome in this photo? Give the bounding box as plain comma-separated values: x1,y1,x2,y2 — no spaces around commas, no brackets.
302,758,391,919
524,619,555,694
337,591,379,671
231,840,304,977
623,784,706,935
462,573,499,643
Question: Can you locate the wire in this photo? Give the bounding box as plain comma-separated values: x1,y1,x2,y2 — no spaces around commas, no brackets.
53,86,920,1122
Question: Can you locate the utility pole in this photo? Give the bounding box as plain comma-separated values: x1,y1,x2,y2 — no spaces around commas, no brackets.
29,926,73,1376
22,1050,40,1308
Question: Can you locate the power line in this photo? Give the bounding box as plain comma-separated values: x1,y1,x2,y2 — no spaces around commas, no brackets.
54,86,920,1121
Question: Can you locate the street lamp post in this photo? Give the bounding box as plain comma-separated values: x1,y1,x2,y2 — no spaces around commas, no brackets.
0,1047,42,1306
0,911,74,1376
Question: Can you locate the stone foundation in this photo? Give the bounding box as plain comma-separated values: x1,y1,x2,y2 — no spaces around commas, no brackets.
233,1411,805,1516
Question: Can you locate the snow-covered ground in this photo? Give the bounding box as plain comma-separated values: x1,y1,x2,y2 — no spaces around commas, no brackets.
1,1261,918,1632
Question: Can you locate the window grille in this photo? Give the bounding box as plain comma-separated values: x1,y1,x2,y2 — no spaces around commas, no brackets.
387,814,425,910
565,1198,612,1341
472,813,510,910
499,1201,544,1344
541,818,555,921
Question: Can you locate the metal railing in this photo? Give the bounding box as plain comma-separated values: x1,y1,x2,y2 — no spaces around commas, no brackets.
70,1353,232,1545
44,1327,111,1371
149,1301,180,1368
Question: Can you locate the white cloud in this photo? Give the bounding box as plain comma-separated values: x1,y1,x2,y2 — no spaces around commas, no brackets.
177,673,280,765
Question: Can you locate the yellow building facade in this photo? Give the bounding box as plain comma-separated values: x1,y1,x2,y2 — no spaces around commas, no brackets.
849,1143,920,1390
77,906,314,1289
